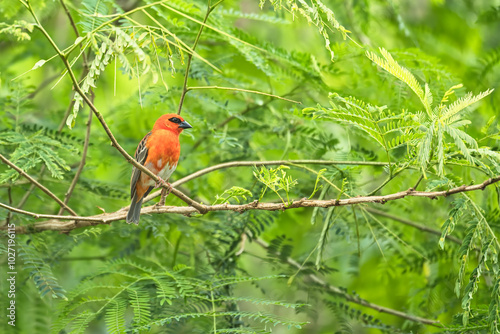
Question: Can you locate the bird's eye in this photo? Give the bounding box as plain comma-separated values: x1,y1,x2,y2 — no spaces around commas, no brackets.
169,117,181,124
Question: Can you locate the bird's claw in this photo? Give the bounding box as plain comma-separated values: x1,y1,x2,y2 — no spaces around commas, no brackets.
154,178,168,189
157,181,173,206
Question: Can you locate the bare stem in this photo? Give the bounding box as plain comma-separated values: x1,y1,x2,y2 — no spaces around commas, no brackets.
366,167,406,196
0,154,78,216
59,0,80,38
58,107,93,215
413,174,425,190
176,0,217,115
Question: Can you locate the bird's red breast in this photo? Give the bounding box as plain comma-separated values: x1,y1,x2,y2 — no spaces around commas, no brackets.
134,129,181,200
127,113,192,224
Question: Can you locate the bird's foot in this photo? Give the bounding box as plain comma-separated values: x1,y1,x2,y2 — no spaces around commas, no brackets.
154,177,168,189
157,181,173,206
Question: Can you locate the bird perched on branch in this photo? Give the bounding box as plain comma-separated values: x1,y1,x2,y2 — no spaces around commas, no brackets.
126,114,192,224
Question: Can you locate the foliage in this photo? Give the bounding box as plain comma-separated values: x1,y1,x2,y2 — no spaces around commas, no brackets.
1,0,500,333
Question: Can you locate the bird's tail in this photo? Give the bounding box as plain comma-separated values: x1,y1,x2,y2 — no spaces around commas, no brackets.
126,193,143,225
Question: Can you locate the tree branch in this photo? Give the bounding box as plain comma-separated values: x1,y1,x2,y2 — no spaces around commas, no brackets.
0,154,78,216
252,238,442,327
2,175,498,234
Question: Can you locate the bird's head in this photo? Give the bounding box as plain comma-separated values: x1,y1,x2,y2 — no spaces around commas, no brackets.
153,113,192,135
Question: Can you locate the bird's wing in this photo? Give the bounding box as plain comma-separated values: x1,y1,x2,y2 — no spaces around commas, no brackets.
130,131,152,198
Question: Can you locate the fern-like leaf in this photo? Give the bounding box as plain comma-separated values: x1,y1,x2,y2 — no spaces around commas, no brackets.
440,89,494,123
18,244,68,300
366,48,432,117
128,287,151,325
105,298,127,334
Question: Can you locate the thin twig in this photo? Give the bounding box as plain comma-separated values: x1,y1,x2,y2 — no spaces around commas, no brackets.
59,0,80,39
176,0,218,115
364,207,462,245
24,74,60,100
413,174,425,190
136,11,219,72
253,238,442,327
58,107,93,215
186,86,301,104
366,167,406,196
58,1,92,214
2,175,499,233
0,154,78,216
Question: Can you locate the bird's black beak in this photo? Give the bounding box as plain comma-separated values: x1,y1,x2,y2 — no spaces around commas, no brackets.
178,121,192,129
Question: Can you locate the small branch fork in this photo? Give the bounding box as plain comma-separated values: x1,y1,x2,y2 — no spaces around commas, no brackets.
2,174,498,234
0,154,78,216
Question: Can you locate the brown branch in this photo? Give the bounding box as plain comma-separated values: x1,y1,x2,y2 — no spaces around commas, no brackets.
58,108,93,215
252,238,441,327
0,154,78,216
364,207,462,245
2,175,499,234
57,1,93,214
139,159,388,206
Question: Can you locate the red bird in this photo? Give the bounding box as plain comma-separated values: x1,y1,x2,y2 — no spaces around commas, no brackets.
126,114,192,224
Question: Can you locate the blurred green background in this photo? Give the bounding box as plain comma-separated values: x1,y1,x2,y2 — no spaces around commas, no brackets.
1,0,500,333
